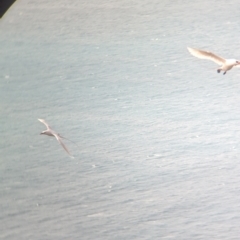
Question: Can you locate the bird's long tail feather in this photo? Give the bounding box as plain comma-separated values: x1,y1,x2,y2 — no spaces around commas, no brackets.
59,135,80,148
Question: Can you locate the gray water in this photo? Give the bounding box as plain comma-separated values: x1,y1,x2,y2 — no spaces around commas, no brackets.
1,0,240,239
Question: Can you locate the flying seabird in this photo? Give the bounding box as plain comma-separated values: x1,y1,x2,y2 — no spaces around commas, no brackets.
187,47,240,74
38,119,74,157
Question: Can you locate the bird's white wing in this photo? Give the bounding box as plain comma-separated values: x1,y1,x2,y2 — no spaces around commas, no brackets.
38,119,51,129
54,134,73,157
187,47,226,65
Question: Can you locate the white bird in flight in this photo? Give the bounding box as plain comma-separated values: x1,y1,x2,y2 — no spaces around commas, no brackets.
38,119,74,157
187,47,240,75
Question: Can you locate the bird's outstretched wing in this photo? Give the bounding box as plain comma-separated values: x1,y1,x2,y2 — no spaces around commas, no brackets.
187,47,226,65
38,119,51,129
54,134,73,158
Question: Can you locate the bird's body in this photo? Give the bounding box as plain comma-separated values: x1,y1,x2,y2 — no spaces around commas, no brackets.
187,47,240,74
41,129,55,137
38,119,73,157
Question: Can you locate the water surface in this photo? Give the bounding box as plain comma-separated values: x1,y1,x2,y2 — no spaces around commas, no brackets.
1,0,240,239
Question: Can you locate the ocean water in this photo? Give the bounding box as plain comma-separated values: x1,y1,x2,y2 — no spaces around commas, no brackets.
1,0,240,239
